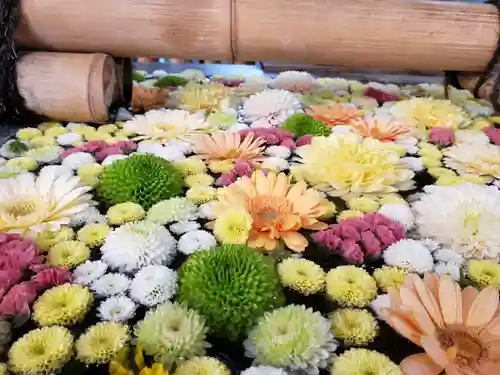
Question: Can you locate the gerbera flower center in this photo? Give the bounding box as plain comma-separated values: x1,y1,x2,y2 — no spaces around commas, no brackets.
247,196,294,229
5,198,40,218
437,329,486,367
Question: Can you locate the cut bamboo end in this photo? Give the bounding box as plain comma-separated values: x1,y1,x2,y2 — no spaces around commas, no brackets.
16,52,119,123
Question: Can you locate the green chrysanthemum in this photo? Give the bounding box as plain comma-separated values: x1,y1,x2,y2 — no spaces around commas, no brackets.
178,244,285,341
134,302,210,368
97,154,184,210
244,305,338,374
173,356,231,375
155,75,189,88
281,113,331,137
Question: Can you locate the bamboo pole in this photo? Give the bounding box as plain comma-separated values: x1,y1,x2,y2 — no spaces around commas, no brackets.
17,52,120,123
15,0,499,72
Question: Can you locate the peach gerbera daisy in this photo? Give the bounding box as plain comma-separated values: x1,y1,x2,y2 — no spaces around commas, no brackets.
350,118,412,142
380,273,500,375
214,170,329,252
306,104,363,126
192,132,266,163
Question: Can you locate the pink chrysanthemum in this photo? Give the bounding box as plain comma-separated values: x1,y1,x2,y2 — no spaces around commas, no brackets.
428,127,455,146
483,126,500,146
364,86,400,103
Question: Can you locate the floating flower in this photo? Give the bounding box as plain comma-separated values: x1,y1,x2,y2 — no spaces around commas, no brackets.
280,113,331,137
47,240,90,268
244,305,338,375
174,82,230,112
214,170,328,252
178,230,217,255
146,197,198,225
0,167,93,237
467,259,500,289
169,220,200,235
373,266,409,292
107,202,145,225
329,308,379,346
72,260,108,285
378,202,415,230
483,126,500,145
0,321,11,356
444,142,500,181
428,127,455,146
90,273,131,297
124,109,211,143
213,208,253,244
350,118,412,142
305,104,363,126
292,134,415,197
383,239,434,273
413,183,500,260
77,222,111,247
325,266,377,307
271,71,316,92
8,326,74,375
76,322,129,364
69,206,106,227
33,284,93,326
242,89,302,127
98,295,137,322
130,265,178,307
331,348,401,375
184,173,215,188
24,145,62,164
241,366,288,375
173,356,231,375
16,128,42,141
173,157,207,177
5,157,37,172
381,273,500,375
277,258,325,295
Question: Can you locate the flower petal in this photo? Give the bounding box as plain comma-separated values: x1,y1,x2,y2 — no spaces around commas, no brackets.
439,275,462,325
421,335,451,368
467,286,499,328
399,353,443,375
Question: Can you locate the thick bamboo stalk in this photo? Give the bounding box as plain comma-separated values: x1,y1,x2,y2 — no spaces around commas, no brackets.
17,52,119,123
15,0,499,71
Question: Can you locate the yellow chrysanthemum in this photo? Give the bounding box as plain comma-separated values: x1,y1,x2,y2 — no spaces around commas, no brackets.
48,240,90,268
467,259,500,289
390,97,470,133
292,134,415,198
173,356,231,375
0,363,7,375
418,142,443,159
213,209,253,244
173,157,207,177
326,266,377,307
5,157,37,172
337,209,364,221
8,326,74,375
330,308,379,346
427,167,456,179
76,322,129,364
38,121,63,132
109,345,170,375
71,125,96,136
77,223,111,247
98,124,118,134
175,82,230,112
331,348,402,375
107,202,145,225
33,284,93,326
436,174,463,186
422,157,442,169
346,196,379,213
35,227,75,252
208,160,234,174
44,127,68,138
186,186,217,204
30,135,56,148
373,266,409,292
77,163,104,178
184,174,215,188
16,128,42,141
85,131,114,142
444,142,500,182
278,258,326,295
378,194,406,205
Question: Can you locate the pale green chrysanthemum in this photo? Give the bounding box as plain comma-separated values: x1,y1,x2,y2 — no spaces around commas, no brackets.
76,322,129,364
24,145,62,163
329,308,379,346
146,197,198,225
173,356,231,375
134,301,210,368
331,348,402,375
244,305,338,375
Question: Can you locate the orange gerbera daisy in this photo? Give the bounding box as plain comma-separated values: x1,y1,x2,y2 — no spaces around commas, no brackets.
214,170,329,252
350,118,412,142
380,273,500,375
192,132,266,163
306,104,363,126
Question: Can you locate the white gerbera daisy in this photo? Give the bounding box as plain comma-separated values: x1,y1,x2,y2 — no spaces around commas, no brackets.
57,133,83,146
100,221,177,272
178,230,217,255
0,167,93,237
243,89,302,128
124,109,211,144
241,366,288,375
147,197,198,225
383,239,434,273
62,152,96,170
444,142,500,181
129,265,178,307
72,260,108,285
170,221,201,235
90,273,131,297
98,295,137,322
413,183,500,259
69,206,106,227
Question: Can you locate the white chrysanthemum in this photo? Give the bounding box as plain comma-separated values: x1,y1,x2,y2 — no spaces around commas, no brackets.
0,167,93,237
400,157,424,172
444,142,500,181
413,183,500,259
243,89,302,128
265,146,291,159
197,202,216,220
433,247,464,265
378,203,415,230
24,145,62,164
455,130,490,146
395,136,419,154
175,69,207,82
69,206,106,227
150,145,186,162
130,265,178,307
73,260,108,285
261,157,289,172
90,273,131,297
62,152,96,170
241,76,271,91
170,221,200,235
124,109,211,144
434,262,461,281
98,295,137,322
383,239,434,273
102,154,129,166
152,69,167,77
241,366,288,375
137,141,165,154
271,71,316,92
57,133,83,146
0,140,28,159
178,230,217,255
316,77,349,92
228,123,250,133
164,139,193,154
370,294,392,318
101,221,177,272
147,197,198,224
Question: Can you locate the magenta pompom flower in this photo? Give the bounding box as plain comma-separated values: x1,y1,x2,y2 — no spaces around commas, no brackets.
483,126,500,146
428,127,455,146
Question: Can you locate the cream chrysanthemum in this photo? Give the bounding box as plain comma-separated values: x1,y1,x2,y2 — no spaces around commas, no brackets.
76,322,129,364
244,305,338,375
271,71,316,92
33,284,93,326
77,222,111,247
146,197,198,224
107,202,145,225
292,134,415,197
373,266,409,292
242,89,302,127
444,142,500,182
331,348,402,375
413,183,500,259
325,266,377,307
35,227,74,252
124,109,211,144
0,167,93,237
329,308,379,346
277,258,325,295
8,326,74,375
173,356,231,375
47,240,90,268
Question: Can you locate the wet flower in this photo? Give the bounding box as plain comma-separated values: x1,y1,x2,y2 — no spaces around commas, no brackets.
72,260,108,285
383,239,434,273
350,118,412,141
76,322,129,364
272,71,316,92
77,222,111,247
444,142,500,182
306,104,363,126
278,258,325,295
98,295,137,322
107,202,145,225
242,89,302,127
325,266,377,307
331,348,401,375
146,197,198,225
467,259,500,289
428,127,455,146
329,308,379,346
